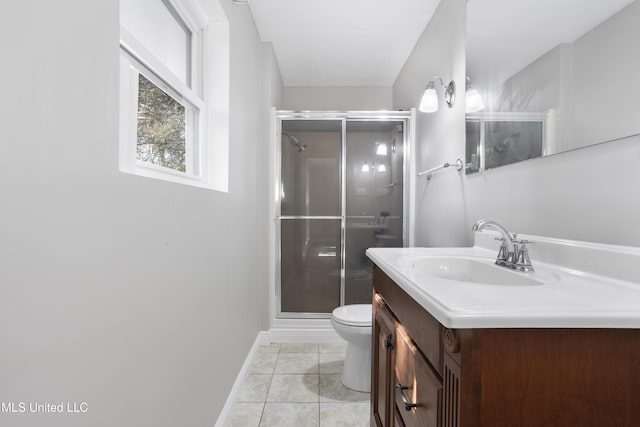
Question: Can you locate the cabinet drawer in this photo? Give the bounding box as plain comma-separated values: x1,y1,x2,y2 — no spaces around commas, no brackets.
394,324,442,427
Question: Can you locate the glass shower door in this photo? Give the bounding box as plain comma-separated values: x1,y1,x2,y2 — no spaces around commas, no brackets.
277,114,407,316
344,121,405,305
279,120,343,314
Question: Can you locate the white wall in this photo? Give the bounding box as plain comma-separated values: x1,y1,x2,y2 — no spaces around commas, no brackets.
569,1,640,150
464,135,640,247
260,42,284,327
493,0,640,154
0,1,282,426
394,0,640,248
283,86,393,110
394,0,468,247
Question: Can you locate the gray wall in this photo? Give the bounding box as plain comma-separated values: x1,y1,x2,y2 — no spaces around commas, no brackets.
394,0,640,248
283,86,393,110
394,0,468,247
569,1,640,150
260,41,284,326
494,0,640,154
0,1,282,426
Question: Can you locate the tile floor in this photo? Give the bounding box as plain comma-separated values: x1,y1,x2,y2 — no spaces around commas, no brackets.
225,342,370,427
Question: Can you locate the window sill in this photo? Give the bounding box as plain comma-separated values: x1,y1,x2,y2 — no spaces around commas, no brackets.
120,162,220,191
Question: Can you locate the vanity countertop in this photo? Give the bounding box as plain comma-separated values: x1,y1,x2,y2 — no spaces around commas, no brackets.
366,234,640,329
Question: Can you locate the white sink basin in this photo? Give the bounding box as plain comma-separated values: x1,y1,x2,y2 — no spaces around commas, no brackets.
366,236,640,328
400,256,543,286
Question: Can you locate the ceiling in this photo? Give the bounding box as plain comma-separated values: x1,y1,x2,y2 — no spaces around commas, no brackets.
247,0,634,88
248,0,441,87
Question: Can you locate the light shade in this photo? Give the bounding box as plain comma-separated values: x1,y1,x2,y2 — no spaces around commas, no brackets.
376,143,388,156
465,88,485,113
377,163,386,172
361,163,370,172
419,82,438,113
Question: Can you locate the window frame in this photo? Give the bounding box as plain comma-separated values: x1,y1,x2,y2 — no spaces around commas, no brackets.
119,0,209,187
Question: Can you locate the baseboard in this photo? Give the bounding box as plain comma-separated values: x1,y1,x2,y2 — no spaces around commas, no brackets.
267,327,342,343
214,327,344,426
268,317,343,343
214,331,268,427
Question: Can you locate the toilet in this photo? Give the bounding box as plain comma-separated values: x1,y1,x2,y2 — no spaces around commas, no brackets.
330,304,372,392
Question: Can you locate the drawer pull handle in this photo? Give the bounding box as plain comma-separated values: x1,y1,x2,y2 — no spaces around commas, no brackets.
384,339,394,350
395,383,417,411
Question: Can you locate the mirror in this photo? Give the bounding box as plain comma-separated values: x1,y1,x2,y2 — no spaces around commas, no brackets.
465,0,639,174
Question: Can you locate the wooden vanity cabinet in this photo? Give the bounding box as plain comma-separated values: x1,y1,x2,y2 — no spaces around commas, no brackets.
371,263,640,427
371,264,444,427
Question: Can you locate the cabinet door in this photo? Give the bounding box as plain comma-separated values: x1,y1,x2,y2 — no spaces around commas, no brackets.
372,294,396,427
394,325,442,427
393,405,406,427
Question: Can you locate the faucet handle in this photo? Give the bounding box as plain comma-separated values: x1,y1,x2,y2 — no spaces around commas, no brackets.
513,240,535,272
494,237,509,261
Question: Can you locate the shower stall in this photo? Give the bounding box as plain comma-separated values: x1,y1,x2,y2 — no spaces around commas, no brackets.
275,111,412,318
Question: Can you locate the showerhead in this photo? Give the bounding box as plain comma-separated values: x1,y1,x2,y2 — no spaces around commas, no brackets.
286,134,299,145
283,133,307,152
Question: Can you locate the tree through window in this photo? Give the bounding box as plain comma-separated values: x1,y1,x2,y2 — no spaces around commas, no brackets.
136,74,186,173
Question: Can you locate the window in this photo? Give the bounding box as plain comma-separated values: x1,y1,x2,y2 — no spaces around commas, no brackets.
119,0,209,187
137,73,190,173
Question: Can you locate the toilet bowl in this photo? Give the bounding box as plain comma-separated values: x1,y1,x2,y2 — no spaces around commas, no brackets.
330,304,372,392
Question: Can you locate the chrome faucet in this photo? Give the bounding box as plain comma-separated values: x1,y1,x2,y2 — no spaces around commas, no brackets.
472,220,534,272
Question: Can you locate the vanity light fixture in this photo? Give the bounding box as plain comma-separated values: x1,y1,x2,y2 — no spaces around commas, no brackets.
377,163,386,172
376,143,388,156
419,81,438,113
465,77,485,113
361,162,370,172
419,77,456,113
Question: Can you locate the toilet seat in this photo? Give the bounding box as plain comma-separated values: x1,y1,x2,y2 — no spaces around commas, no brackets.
331,304,372,327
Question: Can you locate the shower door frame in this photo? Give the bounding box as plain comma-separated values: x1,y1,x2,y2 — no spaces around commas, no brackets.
274,110,415,319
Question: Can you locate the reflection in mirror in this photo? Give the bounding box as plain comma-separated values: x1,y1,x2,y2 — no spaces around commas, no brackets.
465,0,639,174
